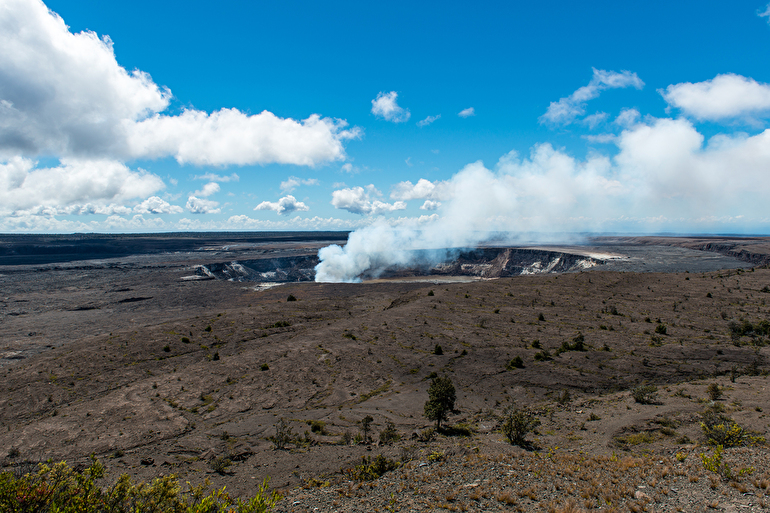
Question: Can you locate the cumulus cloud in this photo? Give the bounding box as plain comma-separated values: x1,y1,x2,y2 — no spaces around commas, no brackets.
540,68,644,126
458,107,475,118
0,0,170,159
417,115,441,127
371,91,410,123
126,110,360,166
0,157,164,214
254,195,309,215
390,178,448,201
192,182,220,197
192,172,239,182
134,196,183,214
186,196,220,214
0,0,359,167
331,186,407,215
280,176,320,193
660,73,770,122
420,200,441,210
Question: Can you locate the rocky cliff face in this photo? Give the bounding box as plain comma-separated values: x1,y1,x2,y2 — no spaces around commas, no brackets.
197,247,602,283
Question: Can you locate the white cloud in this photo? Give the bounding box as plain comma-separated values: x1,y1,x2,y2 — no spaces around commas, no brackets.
660,73,770,122
126,110,360,166
331,186,407,215
192,182,220,197
186,196,220,214
192,172,239,182
0,157,164,214
371,91,410,123
582,134,616,144
614,108,641,127
420,200,441,210
227,215,368,231
390,178,448,201
254,195,309,215
0,0,360,167
417,114,441,127
582,112,608,129
759,3,770,23
540,68,644,126
0,0,170,159
280,176,320,193
134,196,183,214
458,107,475,118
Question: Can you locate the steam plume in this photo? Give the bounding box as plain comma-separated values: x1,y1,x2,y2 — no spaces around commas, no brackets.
316,116,770,282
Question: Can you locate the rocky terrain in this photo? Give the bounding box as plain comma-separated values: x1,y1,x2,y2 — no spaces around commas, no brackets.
1,234,769,511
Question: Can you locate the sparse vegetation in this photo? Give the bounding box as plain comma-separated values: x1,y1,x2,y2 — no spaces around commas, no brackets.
501,406,540,448
632,384,659,404
700,405,763,447
379,422,400,445
286,294,297,302
707,383,723,401
506,356,524,370
556,332,585,354
0,457,278,512
347,454,399,481
270,418,293,450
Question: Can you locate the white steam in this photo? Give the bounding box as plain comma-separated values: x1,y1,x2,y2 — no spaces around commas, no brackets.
316,115,770,282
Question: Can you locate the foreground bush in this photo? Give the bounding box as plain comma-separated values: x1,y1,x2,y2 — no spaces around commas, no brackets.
0,457,279,513
701,405,765,448
346,455,399,481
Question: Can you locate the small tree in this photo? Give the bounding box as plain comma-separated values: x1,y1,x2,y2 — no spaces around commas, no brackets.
424,375,456,431
360,415,374,443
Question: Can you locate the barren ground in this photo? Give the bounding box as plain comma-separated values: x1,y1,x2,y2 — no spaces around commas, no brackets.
1,235,769,512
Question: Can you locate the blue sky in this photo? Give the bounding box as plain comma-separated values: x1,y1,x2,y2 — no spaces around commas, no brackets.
2,0,770,233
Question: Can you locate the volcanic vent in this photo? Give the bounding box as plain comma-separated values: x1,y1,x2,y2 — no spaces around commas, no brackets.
194,247,603,283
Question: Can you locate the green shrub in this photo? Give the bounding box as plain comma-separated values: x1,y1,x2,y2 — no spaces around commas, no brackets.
347,455,399,481
204,325,212,332
270,418,293,450
654,324,667,335
501,407,540,447
379,422,400,445
707,383,723,401
506,356,524,370
181,336,190,344
700,405,763,447
286,294,297,302
209,456,232,475
309,420,327,435
427,290,434,296
433,344,443,355
260,363,269,371
556,333,586,354
533,350,552,362
0,457,278,513
632,384,659,404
